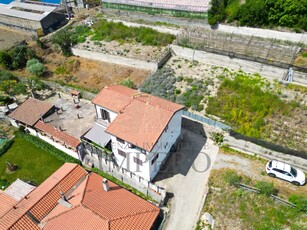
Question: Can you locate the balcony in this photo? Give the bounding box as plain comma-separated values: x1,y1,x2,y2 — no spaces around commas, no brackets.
95,117,110,128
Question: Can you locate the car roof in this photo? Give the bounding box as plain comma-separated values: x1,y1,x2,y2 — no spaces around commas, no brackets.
271,160,291,172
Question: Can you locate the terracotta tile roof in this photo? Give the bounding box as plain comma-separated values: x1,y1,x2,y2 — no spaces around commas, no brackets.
43,172,160,230
0,164,159,230
0,192,17,218
93,85,184,151
8,97,53,126
92,85,136,113
34,121,81,149
43,205,109,230
0,163,87,230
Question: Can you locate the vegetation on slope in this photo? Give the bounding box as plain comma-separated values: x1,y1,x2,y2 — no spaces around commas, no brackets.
208,0,307,31
206,73,298,138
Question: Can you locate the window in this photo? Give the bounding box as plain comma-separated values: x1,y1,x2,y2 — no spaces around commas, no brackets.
101,109,110,122
128,143,136,149
118,149,126,157
134,157,143,166
116,137,125,144
151,154,159,165
141,149,146,154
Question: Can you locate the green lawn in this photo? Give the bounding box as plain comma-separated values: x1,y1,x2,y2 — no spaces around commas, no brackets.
0,137,64,188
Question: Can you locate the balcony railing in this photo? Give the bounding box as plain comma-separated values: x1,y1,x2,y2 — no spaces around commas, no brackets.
95,117,110,128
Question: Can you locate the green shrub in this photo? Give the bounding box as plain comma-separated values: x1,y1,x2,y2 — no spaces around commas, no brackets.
288,194,307,212
255,181,277,196
224,170,242,185
120,78,136,89
0,140,13,157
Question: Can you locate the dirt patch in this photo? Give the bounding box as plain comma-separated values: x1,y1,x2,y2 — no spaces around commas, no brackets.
75,38,167,62
25,41,151,91
0,27,31,50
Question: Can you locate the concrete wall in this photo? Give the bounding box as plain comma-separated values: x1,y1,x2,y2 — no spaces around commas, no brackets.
72,48,158,71
171,45,307,85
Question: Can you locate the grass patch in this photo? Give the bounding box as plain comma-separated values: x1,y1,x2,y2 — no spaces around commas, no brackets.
90,19,175,46
0,136,64,188
203,169,307,229
286,83,307,94
206,74,294,138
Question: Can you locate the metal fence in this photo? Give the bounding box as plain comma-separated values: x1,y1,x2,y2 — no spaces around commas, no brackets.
177,30,306,72
83,154,166,205
182,111,231,130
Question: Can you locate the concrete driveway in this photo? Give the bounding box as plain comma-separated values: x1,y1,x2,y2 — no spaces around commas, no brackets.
154,128,218,230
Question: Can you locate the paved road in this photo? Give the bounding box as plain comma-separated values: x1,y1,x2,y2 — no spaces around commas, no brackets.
218,24,307,45
154,128,218,230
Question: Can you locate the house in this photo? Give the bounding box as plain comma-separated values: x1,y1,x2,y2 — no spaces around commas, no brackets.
0,163,161,230
8,97,81,158
82,85,184,182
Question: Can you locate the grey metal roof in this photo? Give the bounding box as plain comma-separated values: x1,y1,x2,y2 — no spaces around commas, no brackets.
84,123,111,147
0,1,56,21
8,1,57,12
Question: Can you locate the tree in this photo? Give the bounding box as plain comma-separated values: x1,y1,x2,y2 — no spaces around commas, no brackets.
0,80,18,97
52,30,77,56
0,51,12,69
26,59,45,77
26,77,45,98
10,45,35,69
208,0,228,25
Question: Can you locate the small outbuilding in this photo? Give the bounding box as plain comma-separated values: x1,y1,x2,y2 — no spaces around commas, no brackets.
0,1,66,34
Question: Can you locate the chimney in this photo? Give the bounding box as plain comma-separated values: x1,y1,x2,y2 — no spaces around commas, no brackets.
61,192,68,201
102,178,110,192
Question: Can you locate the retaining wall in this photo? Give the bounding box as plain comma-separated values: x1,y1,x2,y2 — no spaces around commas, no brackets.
72,48,158,71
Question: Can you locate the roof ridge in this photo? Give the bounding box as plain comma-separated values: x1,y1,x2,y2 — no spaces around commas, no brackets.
41,204,81,223
135,96,177,112
1,164,80,228
109,207,160,222
80,174,90,204
108,85,134,97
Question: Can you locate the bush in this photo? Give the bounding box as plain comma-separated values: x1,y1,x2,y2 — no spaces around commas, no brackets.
14,132,80,164
255,181,277,196
91,19,175,46
0,140,13,157
288,194,307,212
26,59,45,77
120,78,136,89
224,170,242,185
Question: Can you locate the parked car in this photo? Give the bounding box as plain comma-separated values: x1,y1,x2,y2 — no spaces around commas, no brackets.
266,160,306,186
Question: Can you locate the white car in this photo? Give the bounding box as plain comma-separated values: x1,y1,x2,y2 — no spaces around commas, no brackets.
266,160,306,186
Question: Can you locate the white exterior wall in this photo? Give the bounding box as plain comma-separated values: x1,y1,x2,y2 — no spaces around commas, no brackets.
111,110,183,181
95,105,118,122
37,133,79,159
9,118,18,128
149,110,183,180
111,136,151,181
